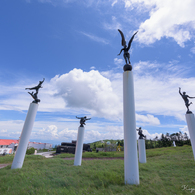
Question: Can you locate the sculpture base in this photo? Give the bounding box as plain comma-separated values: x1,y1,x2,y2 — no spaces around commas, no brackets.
185,113,195,160
138,139,147,163
74,126,85,166
123,64,132,72
11,103,38,169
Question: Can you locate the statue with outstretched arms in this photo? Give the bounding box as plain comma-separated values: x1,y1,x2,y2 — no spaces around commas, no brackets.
179,87,195,113
25,78,45,103
136,127,146,139
76,116,91,127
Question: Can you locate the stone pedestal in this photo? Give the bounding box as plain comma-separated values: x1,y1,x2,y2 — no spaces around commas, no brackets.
74,126,85,166
123,70,139,185
185,113,195,160
138,139,146,163
173,141,176,147
11,103,38,169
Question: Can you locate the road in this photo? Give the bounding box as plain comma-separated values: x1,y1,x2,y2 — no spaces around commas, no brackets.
35,151,55,158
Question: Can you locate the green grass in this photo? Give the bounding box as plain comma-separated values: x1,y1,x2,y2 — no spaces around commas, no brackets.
37,148,56,153
53,151,124,159
0,145,195,194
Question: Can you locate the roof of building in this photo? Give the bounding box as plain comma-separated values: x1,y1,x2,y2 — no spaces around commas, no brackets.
0,139,19,145
29,142,45,145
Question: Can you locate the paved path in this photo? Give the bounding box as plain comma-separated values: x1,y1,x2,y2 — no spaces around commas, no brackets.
63,157,124,160
35,151,55,158
0,163,11,169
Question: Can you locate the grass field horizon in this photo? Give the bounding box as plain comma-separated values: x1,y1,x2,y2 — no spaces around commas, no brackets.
0,145,195,194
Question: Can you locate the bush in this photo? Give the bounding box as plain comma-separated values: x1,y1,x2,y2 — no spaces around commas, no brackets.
26,147,35,155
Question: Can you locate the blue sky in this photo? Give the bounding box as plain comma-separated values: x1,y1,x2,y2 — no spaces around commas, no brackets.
0,0,195,145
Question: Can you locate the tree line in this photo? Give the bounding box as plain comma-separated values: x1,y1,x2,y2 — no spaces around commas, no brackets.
91,131,191,150
145,132,191,149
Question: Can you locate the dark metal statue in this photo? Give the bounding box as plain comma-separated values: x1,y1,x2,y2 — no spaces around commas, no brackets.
137,127,146,139
118,29,138,65
179,87,195,113
25,78,45,103
76,116,91,127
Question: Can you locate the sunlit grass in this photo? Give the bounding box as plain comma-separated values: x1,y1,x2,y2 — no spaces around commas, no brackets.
0,145,194,195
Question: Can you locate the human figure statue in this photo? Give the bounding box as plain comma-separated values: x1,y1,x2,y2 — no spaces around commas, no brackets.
76,116,91,127
136,127,146,139
179,87,195,113
118,29,138,65
25,78,45,103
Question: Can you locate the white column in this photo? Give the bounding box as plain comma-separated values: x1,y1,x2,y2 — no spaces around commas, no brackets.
173,141,176,147
74,126,85,166
11,103,38,169
123,71,139,185
185,113,195,160
138,139,146,163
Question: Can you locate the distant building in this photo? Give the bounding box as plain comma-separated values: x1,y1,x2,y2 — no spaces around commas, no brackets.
0,139,52,153
0,139,19,154
0,139,18,150
28,142,52,150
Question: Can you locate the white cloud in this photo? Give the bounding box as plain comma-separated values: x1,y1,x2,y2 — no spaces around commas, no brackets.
140,129,162,140
103,16,122,31
29,0,195,46
114,58,123,68
90,66,96,70
191,47,195,54
0,129,7,133
180,125,190,138
50,68,122,120
121,0,195,46
80,32,109,45
136,114,160,125
101,60,195,121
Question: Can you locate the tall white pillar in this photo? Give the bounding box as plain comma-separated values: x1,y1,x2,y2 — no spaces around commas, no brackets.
123,70,139,185
138,139,146,163
185,113,195,160
11,103,38,169
74,126,85,166
173,141,176,147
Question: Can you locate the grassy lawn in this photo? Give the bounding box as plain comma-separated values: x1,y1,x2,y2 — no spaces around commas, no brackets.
0,145,194,194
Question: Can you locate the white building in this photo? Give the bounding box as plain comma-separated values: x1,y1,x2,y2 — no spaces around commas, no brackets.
28,142,53,150
0,139,53,152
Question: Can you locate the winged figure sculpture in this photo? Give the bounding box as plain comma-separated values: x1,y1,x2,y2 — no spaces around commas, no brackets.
118,29,138,65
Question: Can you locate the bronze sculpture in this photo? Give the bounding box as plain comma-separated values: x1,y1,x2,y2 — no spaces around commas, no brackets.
25,78,45,103
76,116,91,127
118,29,138,65
179,87,195,113
137,127,146,139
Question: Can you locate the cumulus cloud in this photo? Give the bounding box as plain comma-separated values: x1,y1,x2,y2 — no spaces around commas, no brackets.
180,125,190,138
50,68,122,120
136,114,160,125
28,0,195,46
133,61,195,120
101,60,195,122
121,0,195,46
139,128,162,140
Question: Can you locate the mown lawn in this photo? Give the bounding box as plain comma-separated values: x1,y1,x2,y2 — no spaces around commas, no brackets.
0,145,194,195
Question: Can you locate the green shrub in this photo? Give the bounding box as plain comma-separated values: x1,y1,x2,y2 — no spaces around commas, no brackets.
26,147,35,155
